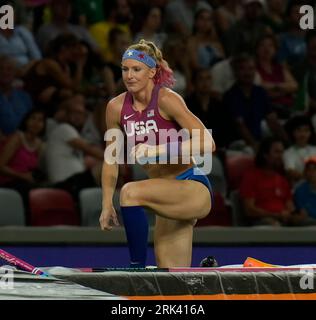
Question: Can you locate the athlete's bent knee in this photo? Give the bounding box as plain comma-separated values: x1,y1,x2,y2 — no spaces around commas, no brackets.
120,182,143,206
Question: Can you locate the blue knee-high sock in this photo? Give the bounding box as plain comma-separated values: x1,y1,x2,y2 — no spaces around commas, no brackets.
120,206,148,268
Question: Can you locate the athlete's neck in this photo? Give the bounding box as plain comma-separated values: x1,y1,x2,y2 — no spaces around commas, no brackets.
131,81,155,111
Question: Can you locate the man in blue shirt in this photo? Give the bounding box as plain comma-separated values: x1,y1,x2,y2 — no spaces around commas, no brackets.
277,1,306,67
0,26,42,68
223,54,287,152
0,55,33,136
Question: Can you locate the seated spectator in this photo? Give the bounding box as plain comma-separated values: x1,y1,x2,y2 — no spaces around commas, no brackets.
133,6,167,50
0,55,33,136
6,0,31,27
239,137,305,226
263,0,286,34
214,0,243,36
0,20,42,69
106,28,131,93
23,34,86,116
223,0,270,56
163,35,191,96
211,54,262,98
0,108,46,221
72,0,105,27
78,40,116,105
284,116,316,184
36,0,98,54
185,68,235,148
45,99,104,198
187,8,225,70
44,94,106,156
277,1,306,66
292,30,316,116
81,100,106,147
255,34,298,119
44,94,85,138
164,0,212,36
223,54,288,153
89,0,132,62
294,156,316,225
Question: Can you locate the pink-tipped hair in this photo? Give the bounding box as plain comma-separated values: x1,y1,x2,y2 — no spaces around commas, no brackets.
153,59,175,88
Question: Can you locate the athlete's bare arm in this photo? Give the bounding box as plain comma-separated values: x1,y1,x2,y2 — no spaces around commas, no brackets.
100,95,124,230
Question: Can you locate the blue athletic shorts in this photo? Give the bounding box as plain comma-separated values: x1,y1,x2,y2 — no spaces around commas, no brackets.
175,166,213,202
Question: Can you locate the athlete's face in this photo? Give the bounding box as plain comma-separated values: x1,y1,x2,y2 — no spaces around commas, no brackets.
122,59,156,93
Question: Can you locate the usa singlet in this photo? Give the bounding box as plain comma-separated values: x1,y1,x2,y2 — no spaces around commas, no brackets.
120,85,189,149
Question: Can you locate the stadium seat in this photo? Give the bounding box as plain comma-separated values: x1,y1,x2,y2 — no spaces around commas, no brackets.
29,189,80,226
196,192,232,227
225,154,254,190
229,190,249,226
208,155,227,197
80,187,122,226
79,188,102,226
0,188,25,226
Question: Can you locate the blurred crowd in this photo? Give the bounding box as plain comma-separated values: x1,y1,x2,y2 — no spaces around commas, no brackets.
1,0,316,227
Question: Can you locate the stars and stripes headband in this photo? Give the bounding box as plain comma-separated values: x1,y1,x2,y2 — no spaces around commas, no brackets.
122,49,157,68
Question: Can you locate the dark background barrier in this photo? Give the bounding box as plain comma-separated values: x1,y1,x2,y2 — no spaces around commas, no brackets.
1,226,316,267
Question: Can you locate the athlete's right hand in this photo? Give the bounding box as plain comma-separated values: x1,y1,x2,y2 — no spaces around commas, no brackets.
99,206,120,230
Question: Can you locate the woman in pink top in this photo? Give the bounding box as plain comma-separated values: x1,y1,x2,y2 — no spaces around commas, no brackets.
0,109,45,216
255,34,298,118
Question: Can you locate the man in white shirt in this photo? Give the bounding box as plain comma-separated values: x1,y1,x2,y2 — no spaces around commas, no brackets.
284,115,316,184
211,56,261,97
46,99,104,197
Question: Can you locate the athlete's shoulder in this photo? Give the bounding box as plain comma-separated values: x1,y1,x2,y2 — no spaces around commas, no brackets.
107,92,127,107
105,92,128,127
158,87,186,110
106,92,128,114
